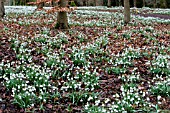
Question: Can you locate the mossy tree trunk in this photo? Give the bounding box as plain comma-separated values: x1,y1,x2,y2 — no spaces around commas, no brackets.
13,0,15,5
134,0,136,7
37,0,44,9
0,0,5,18
154,0,157,8
118,0,122,6
94,0,96,6
107,0,111,7
163,0,167,8
143,0,145,7
51,0,57,7
124,0,130,24
56,0,69,29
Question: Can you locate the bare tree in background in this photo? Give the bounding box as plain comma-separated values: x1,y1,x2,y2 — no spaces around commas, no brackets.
124,0,130,24
134,0,136,7
154,0,157,8
37,0,44,9
143,0,145,7
107,0,111,7
56,0,69,29
118,0,122,6
0,0,5,18
163,0,167,8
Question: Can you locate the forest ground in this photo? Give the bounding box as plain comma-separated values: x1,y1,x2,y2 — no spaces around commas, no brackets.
0,6,170,113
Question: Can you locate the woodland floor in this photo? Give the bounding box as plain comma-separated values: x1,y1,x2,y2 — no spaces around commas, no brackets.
0,7,170,113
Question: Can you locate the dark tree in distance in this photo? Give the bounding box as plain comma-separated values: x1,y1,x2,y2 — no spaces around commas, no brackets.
124,0,130,24
0,0,5,18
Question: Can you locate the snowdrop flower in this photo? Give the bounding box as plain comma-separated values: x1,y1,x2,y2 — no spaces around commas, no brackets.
157,95,161,100
95,100,100,106
85,102,89,109
87,96,93,101
105,98,110,104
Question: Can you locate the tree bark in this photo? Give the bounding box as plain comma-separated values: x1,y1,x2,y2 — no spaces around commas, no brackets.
107,0,111,7
94,0,96,6
134,0,136,7
37,0,44,9
163,0,167,8
124,0,130,24
118,0,122,6
143,0,145,7
51,0,56,7
154,0,157,8
115,0,118,6
0,0,5,18
56,0,69,29
37,3,44,9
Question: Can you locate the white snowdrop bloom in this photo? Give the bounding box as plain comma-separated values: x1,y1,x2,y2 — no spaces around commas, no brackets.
120,86,124,91
18,85,21,89
105,98,110,103
146,97,150,101
18,95,22,99
43,99,46,103
74,76,79,79
142,92,146,97
131,97,134,101
157,95,161,100
135,101,139,105
12,88,16,93
115,93,120,98
158,101,162,104
85,88,89,91
122,100,126,104
4,77,9,81
101,103,105,107
95,100,100,106
122,111,127,113
91,87,94,91
102,109,106,112
84,103,89,109
87,96,93,101
138,98,141,101
39,96,42,100
113,109,118,112
80,99,83,102
127,96,130,100
31,104,34,107
23,88,26,91
61,86,69,91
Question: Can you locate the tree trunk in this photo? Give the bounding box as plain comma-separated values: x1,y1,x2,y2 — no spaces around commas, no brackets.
56,0,69,29
134,0,136,7
154,0,157,8
0,0,5,18
118,0,122,6
51,0,56,7
37,0,44,9
85,0,88,6
143,0,145,7
94,0,96,6
37,3,44,9
107,0,111,7
163,0,167,8
13,0,15,5
124,0,130,24
115,0,118,6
